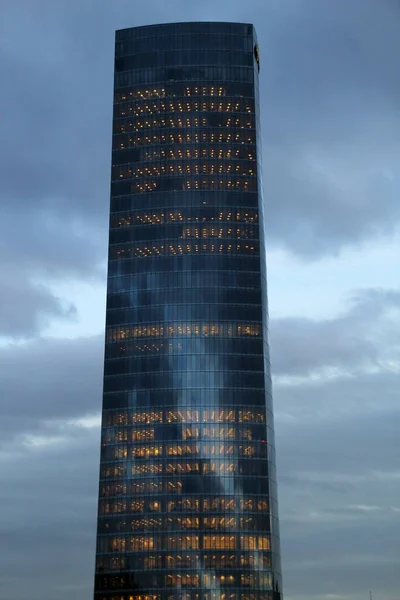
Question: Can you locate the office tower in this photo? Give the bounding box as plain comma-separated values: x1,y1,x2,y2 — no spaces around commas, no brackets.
94,22,283,600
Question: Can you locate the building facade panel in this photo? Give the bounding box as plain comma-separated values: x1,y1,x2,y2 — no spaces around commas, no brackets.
94,21,282,600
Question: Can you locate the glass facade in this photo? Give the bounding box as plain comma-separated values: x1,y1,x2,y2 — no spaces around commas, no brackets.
94,22,283,600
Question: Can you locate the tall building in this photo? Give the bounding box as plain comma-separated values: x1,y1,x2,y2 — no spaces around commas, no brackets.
94,22,283,600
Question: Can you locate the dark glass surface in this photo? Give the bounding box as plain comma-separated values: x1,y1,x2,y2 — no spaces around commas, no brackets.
94,21,282,600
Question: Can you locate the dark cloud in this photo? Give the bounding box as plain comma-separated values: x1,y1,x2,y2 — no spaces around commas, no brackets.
0,1,399,600
260,0,400,256
0,0,399,327
0,0,399,290
0,0,112,335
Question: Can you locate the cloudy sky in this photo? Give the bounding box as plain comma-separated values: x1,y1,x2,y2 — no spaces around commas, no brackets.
0,0,399,599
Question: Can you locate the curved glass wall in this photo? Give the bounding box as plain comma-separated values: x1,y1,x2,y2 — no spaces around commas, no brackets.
94,21,283,600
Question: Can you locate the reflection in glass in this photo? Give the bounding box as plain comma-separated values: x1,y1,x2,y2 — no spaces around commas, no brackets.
94,21,283,600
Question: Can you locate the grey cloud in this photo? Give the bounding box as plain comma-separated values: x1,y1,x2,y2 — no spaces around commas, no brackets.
0,0,399,333
0,1,112,334
274,369,399,425
273,369,400,600
0,272,76,337
0,1,399,599
0,335,103,445
276,386,400,479
0,428,99,600
0,312,397,600
0,0,399,279
263,145,400,257
1,285,396,445
0,229,103,337
0,337,398,600
0,209,106,276
0,328,397,600
260,0,400,255
270,288,400,376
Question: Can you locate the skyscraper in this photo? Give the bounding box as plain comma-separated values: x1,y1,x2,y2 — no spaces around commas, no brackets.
94,22,283,600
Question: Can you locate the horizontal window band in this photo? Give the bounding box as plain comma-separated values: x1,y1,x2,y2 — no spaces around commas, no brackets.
114,81,256,102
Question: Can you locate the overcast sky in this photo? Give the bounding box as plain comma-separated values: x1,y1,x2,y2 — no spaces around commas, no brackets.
0,1,399,599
